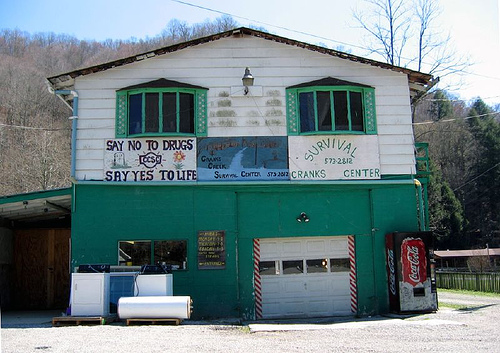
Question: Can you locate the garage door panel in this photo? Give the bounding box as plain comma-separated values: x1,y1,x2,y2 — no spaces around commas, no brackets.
283,279,306,294
260,241,279,259
306,278,328,292
306,239,326,253
261,280,280,296
281,301,307,315
283,240,302,255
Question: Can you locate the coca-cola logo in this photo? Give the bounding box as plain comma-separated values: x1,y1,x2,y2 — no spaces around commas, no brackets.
407,245,420,284
387,249,396,295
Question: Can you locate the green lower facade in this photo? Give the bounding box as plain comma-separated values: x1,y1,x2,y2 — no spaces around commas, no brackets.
71,180,421,319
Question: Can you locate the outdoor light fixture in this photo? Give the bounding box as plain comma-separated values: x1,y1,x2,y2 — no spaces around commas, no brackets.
242,67,254,95
296,212,310,223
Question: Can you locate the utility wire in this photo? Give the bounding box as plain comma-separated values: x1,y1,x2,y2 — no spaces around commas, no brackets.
453,162,500,192
0,123,70,131
413,111,500,125
169,0,379,52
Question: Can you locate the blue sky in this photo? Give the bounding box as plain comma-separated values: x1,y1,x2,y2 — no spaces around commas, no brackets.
1,0,499,106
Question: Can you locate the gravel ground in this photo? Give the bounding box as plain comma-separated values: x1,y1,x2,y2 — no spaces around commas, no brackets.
2,291,500,353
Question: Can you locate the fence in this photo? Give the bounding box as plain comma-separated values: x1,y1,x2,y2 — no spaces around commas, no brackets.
436,271,500,293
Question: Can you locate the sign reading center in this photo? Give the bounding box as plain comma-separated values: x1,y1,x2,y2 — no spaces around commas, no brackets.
288,135,381,180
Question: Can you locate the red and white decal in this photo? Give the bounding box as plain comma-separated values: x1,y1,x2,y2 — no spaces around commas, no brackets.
253,238,263,319
348,235,358,313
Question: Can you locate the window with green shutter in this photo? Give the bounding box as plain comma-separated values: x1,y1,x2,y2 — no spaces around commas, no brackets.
115,78,208,138
286,77,376,135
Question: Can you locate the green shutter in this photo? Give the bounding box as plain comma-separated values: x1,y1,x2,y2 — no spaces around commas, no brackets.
364,88,377,134
196,90,208,137
116,91,128,137
286,89,299,135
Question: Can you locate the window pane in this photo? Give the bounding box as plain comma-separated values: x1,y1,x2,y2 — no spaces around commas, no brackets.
317,92,332,131
333,91,349,130
154,240,187,270
179,93,195,133
162,92,177,133
350,91,364,131
119,241,151,266
259,261,277,275
145,93,160,133
283,260,304,274
129,94,142,135
330,258,350,272
306,259,328,273
299,92,315,132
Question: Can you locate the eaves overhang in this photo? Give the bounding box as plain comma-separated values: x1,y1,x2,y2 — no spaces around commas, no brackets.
47,27,433,92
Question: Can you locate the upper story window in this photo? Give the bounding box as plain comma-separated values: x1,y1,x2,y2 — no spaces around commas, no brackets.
115,78,208,138
286,77,377,135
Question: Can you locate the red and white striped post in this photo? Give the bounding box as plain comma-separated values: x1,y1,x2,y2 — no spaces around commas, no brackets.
348,235,358,314
253,238,263,319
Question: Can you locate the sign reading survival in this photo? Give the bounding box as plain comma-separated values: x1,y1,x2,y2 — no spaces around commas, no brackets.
288,135,381,180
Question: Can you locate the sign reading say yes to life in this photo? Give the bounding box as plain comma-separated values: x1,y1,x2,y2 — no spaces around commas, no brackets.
103,138,197,182
288,135,381,180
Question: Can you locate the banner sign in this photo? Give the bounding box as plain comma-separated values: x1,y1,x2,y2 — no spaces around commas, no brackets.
197,137,289,181
104,138,197,182
288,135,381,180
401,237,428,287
197,230,226,269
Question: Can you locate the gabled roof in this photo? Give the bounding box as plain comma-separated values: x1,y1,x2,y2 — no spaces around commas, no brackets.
287,77,373,89
119,78,208,91
47,27,432,91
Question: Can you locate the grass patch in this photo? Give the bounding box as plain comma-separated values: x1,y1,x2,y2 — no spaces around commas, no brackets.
239,326,251,334
438,302,474,311
438,288,500,298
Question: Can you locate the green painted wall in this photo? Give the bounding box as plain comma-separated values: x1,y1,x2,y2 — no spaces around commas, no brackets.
71,181,420,319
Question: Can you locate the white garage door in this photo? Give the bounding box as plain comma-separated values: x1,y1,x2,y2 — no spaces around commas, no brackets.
255,236,354,319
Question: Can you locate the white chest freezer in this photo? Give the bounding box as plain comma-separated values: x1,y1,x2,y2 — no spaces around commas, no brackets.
134,274,173,296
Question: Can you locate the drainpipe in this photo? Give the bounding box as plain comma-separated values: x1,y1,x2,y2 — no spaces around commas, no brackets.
414,179,425,231
47,85,79,181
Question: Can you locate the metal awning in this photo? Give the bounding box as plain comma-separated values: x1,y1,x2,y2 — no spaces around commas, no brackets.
0,188,72,223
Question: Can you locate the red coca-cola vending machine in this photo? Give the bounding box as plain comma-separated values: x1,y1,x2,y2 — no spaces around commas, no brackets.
385,232,438,313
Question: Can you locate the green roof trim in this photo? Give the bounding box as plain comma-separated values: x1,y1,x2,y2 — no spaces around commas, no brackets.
0,187,72,206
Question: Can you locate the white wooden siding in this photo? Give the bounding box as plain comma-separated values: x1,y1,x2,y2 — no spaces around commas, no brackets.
73,35,416,180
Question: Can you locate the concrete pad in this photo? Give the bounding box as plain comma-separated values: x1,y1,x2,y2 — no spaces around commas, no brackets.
1,310,62,327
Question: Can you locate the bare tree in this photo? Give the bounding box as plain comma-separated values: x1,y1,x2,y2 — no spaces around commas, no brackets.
353,0,411,66
353,0,471,83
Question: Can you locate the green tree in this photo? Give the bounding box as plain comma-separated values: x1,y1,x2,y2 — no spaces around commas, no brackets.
427,160,466,249
461,99,500,246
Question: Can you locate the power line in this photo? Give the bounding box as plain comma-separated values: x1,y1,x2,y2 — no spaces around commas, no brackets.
413,111,500,125
0,123,69,131
169,0,375,52
453,162,500,192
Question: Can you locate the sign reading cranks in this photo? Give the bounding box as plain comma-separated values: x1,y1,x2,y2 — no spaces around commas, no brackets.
197,230,226,269
288,135,381,180
104,137,197,182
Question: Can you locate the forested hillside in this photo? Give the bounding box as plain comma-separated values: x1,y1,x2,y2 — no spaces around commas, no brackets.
0,16,498,249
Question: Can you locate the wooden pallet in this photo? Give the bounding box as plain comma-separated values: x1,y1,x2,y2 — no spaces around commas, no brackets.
52,316,112,327
125,318,182,326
